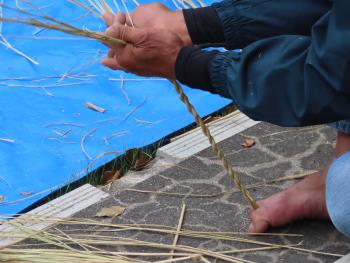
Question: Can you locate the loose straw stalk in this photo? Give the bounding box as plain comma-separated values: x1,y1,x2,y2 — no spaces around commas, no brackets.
0,2,126,45
0,17,126,45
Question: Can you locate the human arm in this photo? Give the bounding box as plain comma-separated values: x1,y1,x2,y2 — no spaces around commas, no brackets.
177,0,350,126
103,1,350,127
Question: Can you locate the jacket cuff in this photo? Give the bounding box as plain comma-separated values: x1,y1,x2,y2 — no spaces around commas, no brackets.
183,7,225,45
210,51,242,99
212,0,250,49
175,46,219,93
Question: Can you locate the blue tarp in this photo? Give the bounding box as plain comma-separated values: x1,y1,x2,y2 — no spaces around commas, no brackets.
0,0,230,214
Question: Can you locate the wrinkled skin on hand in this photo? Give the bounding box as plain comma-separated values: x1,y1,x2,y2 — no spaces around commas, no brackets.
125,3,192,46
101,12,184,79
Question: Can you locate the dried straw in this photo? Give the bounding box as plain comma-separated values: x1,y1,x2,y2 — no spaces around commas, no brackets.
0,214,343,263
169,204,186,259
0,3,126,45
81,128,96,160
0,0,39,64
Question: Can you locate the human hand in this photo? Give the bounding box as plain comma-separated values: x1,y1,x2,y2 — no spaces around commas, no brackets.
126,3,192,46
102,12,184,79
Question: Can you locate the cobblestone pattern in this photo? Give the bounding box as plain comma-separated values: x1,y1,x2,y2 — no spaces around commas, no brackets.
76,123,350,262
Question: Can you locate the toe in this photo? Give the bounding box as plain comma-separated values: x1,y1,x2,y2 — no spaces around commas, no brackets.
249,207,270,233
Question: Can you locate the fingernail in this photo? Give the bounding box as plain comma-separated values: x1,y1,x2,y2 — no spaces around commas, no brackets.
248,223,254,232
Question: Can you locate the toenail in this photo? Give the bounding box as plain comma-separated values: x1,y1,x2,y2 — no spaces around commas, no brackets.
248,223,254,232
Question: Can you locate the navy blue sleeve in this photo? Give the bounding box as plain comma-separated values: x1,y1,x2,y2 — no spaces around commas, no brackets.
183,0,331,47
209,0,350,126
176,1,350,127
183,7,225,45
212,0,331,49
175,46,219,92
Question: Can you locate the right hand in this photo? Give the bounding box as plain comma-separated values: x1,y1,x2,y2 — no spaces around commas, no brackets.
126,3,192,46
102,12,183,79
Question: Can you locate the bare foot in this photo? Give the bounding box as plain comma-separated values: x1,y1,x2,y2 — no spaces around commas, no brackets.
249,131,350,233
249,169,329,232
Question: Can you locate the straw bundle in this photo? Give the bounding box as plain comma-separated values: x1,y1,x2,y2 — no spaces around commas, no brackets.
0,1,126,45
0,214,342,263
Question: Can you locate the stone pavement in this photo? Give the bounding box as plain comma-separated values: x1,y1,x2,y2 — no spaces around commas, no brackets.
71,122,350,262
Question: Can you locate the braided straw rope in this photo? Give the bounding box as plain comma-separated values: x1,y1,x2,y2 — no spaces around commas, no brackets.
97,7,258,208
172,80,259,209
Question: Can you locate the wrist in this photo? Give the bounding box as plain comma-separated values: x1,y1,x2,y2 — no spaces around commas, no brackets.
172,10,192,46
167,46,182,80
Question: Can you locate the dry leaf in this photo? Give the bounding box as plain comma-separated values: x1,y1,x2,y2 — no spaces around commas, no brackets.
95,206,125,218
124,148,154,171
241,138,256,148
125,148,139,163
101,170,121,185
132,155,154,171
20,192,34,196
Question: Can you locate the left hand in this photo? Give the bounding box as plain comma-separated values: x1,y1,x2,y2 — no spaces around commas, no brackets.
101,12,184,79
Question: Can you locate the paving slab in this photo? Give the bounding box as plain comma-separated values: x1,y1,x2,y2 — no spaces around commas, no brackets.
10,119,350,262
66,121,350,262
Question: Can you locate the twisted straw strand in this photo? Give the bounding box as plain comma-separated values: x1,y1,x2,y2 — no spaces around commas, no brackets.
172,80,258,209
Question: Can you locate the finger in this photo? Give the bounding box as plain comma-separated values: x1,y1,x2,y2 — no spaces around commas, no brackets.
103,12,114,26
125,14,134,27
105,26,128,50
108,49,115,58
249,205,270,233
101,57,123,71
114,12,127,26
106,25,143,46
